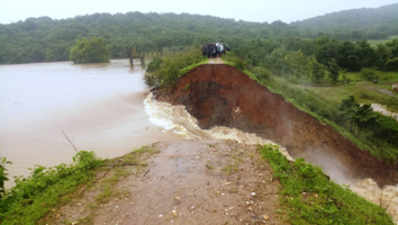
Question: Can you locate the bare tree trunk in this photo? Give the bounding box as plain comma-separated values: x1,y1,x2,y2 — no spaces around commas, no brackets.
61,130,78,153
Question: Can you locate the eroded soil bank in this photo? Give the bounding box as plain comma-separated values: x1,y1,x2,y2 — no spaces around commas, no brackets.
154,64,398,187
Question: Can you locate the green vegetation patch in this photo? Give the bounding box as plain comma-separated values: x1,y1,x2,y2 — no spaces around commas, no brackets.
145,47,207,87
259,145,394,225
0,151,102,225
70,37,110,64
0,146,160,225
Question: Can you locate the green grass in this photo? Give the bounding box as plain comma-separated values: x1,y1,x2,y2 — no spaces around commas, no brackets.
0,151,102,225
259,144,394,225
179,58,208,75
301,70,398,113
0,146,159,225
267,76,398,162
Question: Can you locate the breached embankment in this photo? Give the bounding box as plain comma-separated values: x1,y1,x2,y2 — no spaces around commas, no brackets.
151,63,398,222
154,64,398,186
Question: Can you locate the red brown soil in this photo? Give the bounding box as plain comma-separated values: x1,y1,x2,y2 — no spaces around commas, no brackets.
154,64,398,186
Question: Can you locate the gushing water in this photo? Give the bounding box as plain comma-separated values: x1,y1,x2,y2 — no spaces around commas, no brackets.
144,93,398,224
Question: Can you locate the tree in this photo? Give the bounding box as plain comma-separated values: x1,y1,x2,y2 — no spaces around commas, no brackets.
339,96,359,131
338,96,376,133
385,57,398,71
311,58,325,84
326,58,340,83
356,40,376,68
336,42,361,71
69,37,110,64
375,44,392,70
0,158,11,198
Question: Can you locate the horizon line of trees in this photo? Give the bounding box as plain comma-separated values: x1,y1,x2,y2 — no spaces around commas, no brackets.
1,11,398,65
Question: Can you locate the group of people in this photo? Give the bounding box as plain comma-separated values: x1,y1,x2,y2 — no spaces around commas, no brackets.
202,42,230,58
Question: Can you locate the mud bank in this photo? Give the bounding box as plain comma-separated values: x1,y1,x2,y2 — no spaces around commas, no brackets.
154,64,398,186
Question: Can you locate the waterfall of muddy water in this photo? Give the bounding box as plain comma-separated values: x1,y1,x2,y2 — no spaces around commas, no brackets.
144,93,293,164
144,93,398,224
0,60,180,187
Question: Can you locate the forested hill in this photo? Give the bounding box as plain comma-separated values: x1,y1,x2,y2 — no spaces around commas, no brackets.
2,4,398,65
0,13,296,64
293,3,398,40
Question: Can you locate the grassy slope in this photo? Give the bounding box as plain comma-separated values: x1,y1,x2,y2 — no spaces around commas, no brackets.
221,57,398,162
0,147,158,225
302,71,398,113
260,145,394,225
0,151,102,225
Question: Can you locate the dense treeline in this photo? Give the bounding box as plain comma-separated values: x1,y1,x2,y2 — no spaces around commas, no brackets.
0,13,297,64
293,3,398,40
230,37,398,85
2,3,398,65
224,38,398,162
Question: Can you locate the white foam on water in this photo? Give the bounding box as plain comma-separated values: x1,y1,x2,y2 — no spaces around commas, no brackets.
351,179,398,223
144,93,293,159
145,93,398,224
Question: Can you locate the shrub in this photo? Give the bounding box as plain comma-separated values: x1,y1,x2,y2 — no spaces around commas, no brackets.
222,52,248,71
385,57,398,71
360,68,378,82
0,158,11,199
69,37,110,64
252,66,271,81
144,47,205,87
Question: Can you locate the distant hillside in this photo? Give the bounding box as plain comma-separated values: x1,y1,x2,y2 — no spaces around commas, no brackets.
293,3,398,40
0,13,297,64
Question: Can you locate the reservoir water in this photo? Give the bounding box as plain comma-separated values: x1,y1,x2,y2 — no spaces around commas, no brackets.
0,59,179,184
2,59,398,223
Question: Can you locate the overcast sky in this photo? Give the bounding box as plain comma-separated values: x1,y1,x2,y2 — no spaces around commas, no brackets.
1,0,397,24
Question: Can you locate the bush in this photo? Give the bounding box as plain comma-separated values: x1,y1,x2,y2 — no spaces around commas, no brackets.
0,158,11,199
252,66,271,81
69,37,110,64
360,68,378,82
222,52,248,71
385,57,398,71
144,47,205,87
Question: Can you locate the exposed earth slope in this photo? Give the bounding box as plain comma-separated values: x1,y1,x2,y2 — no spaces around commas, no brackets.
154,64,398,186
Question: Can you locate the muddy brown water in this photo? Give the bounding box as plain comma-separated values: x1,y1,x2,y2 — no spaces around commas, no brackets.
0,60,180,186
2,60,398,222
